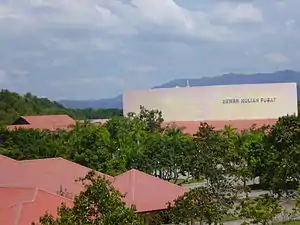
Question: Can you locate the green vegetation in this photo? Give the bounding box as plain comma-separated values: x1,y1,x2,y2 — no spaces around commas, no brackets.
2,90,300,224
0,89,122,124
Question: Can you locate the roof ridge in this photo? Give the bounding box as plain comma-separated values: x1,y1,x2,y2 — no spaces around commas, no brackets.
23,114,69,117
0,154,18,162
20,157,61,163
1,186,73,209
130,169,136,202
3,187,38,210
21,158,113,179
121,169,186,189
13,203,23,225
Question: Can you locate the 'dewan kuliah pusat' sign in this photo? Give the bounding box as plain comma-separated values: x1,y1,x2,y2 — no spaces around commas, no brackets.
222,97,276,104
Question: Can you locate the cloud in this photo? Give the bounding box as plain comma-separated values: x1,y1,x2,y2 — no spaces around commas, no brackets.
0,69,28,90
0,0,235,42
264,52,290,64
0,0,299,100
0,70,7,83
129,64,158,73
211,2,263,24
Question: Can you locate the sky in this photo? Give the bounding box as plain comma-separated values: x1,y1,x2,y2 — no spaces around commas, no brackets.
0,0,299,100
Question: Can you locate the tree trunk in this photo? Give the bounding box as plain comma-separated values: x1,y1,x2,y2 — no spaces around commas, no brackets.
190,218,196,225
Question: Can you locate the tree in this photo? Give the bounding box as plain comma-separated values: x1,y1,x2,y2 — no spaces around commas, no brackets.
189,123,235,194
223,125,267,196
239,194,282,225
168,186,234,225
66,124,121,175
262,115,300,195
134,127,193,182
37,171,143,225
128,105,164,133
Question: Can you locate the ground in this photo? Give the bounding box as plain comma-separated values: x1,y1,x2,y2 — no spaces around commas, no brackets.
276,220,300,225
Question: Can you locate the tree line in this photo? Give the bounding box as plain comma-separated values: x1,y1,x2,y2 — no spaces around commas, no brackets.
1,106,300,224
0,89,122,124
1,106,299,192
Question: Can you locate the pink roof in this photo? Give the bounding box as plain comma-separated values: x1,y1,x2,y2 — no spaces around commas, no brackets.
7,114,76,131
0,156,113,199
113,169,187,213
163,119,278,134
21,158,114,194
0,154,19,166
0,187,73,225
0,155,187,217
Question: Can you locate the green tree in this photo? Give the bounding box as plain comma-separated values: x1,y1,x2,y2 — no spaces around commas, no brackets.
168,186,234,225
37,171,143,225
128,105,164,132
223,125,267,196
134,127,193,182
262,115,300,195
239,194,282,225
66,124,120,175
189,123,234,193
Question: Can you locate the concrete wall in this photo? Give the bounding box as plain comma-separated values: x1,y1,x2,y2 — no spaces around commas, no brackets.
122,83,298,121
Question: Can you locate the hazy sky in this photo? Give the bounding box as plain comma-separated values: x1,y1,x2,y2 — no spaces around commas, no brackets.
0,0,299,100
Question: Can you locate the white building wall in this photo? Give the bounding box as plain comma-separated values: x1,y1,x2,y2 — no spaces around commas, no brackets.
122,83,298,121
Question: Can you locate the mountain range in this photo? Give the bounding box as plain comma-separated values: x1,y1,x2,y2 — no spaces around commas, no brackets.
60,70,300,109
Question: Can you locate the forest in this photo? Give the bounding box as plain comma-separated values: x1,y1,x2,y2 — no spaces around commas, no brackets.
1,104,300,224
0,89,122,124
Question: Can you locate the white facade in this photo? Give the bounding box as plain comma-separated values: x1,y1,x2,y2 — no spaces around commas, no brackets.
122,83,298,121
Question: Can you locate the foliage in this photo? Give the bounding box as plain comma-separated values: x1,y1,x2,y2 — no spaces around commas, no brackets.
37,171,143,225
168,186,234,225
1,100,300,224
188,123,238,195
134,126,193,181
239,194,282,225
262,115,300,195
0,89,122,125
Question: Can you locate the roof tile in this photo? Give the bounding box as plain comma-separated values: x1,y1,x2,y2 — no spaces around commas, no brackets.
113,169,187,213
0,187,73,225
8,114,76,131
163,119,278,134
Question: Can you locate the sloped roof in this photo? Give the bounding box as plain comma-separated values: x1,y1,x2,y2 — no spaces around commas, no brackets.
0,156,113,199
0,155,187,215
7,114,76,131
0,154,19,166
21,158,114,194
113,169,187,213
0,187,73,225
163,119,278,135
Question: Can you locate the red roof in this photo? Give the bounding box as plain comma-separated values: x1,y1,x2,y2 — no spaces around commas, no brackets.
0,155,187,218
163,119,278,134
0,187,73,225
0,157,113,199
7,114,76,131
20,158,114,194
113,169,187,213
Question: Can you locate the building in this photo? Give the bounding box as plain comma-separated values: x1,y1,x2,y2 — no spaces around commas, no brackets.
123,83,298,133
114,169,187,213
0,155,186,224
7,114,76,131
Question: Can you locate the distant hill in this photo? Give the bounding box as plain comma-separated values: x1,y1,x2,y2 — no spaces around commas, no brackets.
0,90,122,125
60,70,300,109
60,96,123,109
